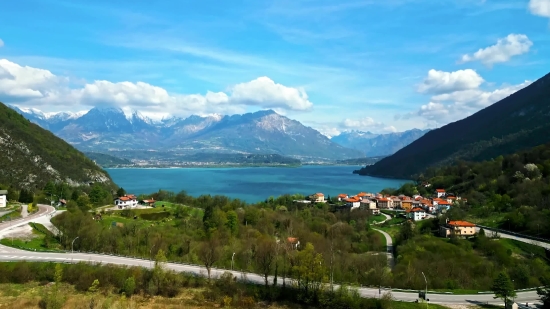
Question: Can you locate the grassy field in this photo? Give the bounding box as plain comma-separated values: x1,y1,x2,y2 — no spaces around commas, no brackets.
369,214,387,224
0,206,21,221
0,282,454,309
377,225,401,239
498,238,549,261
0,223,63,252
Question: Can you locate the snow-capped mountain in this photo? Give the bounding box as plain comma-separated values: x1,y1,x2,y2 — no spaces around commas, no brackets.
9,106,364,160
331,129,430,157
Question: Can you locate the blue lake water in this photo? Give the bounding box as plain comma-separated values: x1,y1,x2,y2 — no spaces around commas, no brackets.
106,165,409,203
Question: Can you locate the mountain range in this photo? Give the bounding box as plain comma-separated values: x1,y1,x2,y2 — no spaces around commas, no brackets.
9,106,367,161
356,71,550,179
0,102,113,189
331,129,430,157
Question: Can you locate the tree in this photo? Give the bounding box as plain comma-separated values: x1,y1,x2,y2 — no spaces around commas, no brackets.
537,277,550,309
18,188,33,203
203,204,215,233
40,263,66,309
293,242,326,300
198,238,221,280
71,190,80,201
123,277,136,296
492,272,516,308
226,210,239,236
89,183,108,205
117,187,126,197
255,236,277,286
151,249,167,295
76,195,91,211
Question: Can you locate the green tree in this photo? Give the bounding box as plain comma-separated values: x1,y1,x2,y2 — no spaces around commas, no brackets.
492,272,516,307
225,210,239,236
40,263,66,309
89,183,107,205
203,204,215,233
76,195,91,211
116,187,126,197
71,190,79,201
293,242,326,300
255,236,277,286
150,249,167,295
18,188,33,203
123,277,136,296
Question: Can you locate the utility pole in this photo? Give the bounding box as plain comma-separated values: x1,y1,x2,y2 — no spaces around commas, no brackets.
71,236,79,253
421,271,428,309
231,252,235,271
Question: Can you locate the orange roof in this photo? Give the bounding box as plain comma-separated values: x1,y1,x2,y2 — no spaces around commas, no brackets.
315,193,324,196
438,201,450,205
436,189,446,192
448,221,475,227
337,194,348,198
345,197,361,202
411,207,425,212
448,196,457,200
119,196,130,201
357,192,367,197
378,198,389,202
287,237,299,244
415,196,422,201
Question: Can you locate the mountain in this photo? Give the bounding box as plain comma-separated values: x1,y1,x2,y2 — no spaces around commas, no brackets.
356,71,550,178
84,152,134,168
331,129,430,156
0,102,114,189
9,107,364,161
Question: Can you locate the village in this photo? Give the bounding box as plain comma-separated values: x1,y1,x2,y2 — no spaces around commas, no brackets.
304,188,477,239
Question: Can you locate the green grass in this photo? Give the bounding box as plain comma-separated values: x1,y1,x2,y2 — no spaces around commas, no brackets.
369,214,387,224
384,217,407,225
377,225,401,239
429,288,486,294
0,223,62,252
392,301,450,309
498,238,549,262
0,206,21,221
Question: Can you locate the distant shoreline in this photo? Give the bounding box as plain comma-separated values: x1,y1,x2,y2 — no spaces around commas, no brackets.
103,163,366,169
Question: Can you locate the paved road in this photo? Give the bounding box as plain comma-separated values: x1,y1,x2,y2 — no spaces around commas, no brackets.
476,227,550,250
372,227,395,268
0,205,544,305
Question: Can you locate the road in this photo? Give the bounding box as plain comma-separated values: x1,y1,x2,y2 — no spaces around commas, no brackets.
372,227,395,268
0,205,544,305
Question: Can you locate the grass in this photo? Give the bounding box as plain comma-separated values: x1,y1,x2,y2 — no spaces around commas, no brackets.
377,225,401,239
369,214,387,224
498,238,549,262
0,223,63,252
0,282,454,309
0,206,21,221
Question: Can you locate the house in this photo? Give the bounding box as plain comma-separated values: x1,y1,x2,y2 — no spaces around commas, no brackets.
356,192,368,200
139,198,156,207
337,194,348,201
360,199,379,214
401,198,413,210
437,200,451,212
344,196,361,209
377,198,390,209
114,194,138,209
57,199,67,207
420,200,434,213
406,207,426,221
0,190,7,208
309,193,325,203
287,237,300,249
392,197,402,209
435,189,446,198
440,220,476,238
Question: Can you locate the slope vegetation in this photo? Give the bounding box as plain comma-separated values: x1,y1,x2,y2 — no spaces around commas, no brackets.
0,102,113,189
356,72,550,178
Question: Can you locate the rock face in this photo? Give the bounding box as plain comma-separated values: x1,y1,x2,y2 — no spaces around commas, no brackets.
10,107,364,161
356,71,550,178
0,102,113,189
331,129,430,157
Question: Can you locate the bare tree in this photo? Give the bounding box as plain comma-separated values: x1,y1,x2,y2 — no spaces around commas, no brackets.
198,238,221,280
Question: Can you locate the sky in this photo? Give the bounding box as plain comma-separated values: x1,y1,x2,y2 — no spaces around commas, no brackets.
0,0,549,137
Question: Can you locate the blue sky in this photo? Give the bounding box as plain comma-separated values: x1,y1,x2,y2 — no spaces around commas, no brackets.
0,0,549,136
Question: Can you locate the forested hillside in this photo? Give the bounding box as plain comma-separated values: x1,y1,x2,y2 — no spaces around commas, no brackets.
383,143,550,239
0,102,114,189
356,71,550,178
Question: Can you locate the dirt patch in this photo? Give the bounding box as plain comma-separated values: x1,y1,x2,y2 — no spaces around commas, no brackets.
0,224,36,240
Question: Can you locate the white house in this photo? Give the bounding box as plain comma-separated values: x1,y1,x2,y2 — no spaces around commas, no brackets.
0,190,7,208
360,199,379,214
114,194,138,208
344,197,361,209
309,193,325,203
407,207,426,221
435,189,446,198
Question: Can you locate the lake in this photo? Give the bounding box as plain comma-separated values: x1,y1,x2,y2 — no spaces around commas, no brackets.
106,165,408,203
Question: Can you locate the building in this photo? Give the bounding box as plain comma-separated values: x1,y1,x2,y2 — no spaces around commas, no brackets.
337,194,348,201
377,198,390,209
344,196,361,209
356,192,368,200
0,190,7,208
435,189,446,198
139,198,156,207
114,194,138,209
401,198,413,210
406,207,426,221
440,220,477,238
57,199,67,207
360,199,379,214
437,200,451,212
392,197,402,209
309,193,325,203
287,237,300,249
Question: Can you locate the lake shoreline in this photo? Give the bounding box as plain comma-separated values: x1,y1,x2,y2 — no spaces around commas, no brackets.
103,163,367,169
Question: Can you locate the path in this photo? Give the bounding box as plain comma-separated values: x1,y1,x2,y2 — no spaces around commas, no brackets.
20,204,28,218
0,210,13,218
372,227,395,268
0,204,544,305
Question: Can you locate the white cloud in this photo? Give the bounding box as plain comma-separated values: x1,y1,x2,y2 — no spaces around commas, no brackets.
417,69,484,94
529,0,550,17
341,117,383,130
229,76,313,111
460,34,533,66
0,59,313,117
412,68,532,124
0,39,4,48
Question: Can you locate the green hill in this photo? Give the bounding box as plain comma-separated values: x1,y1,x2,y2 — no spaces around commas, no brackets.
356,71,550,179
0,102,114,189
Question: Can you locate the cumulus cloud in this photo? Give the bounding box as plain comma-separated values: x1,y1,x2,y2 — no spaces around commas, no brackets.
460,34,532,66
0,59,313,117
529,0,550,18
412,69,531,124
417,69,484,94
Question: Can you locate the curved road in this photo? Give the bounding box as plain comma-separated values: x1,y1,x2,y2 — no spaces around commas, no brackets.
0,205,543,305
